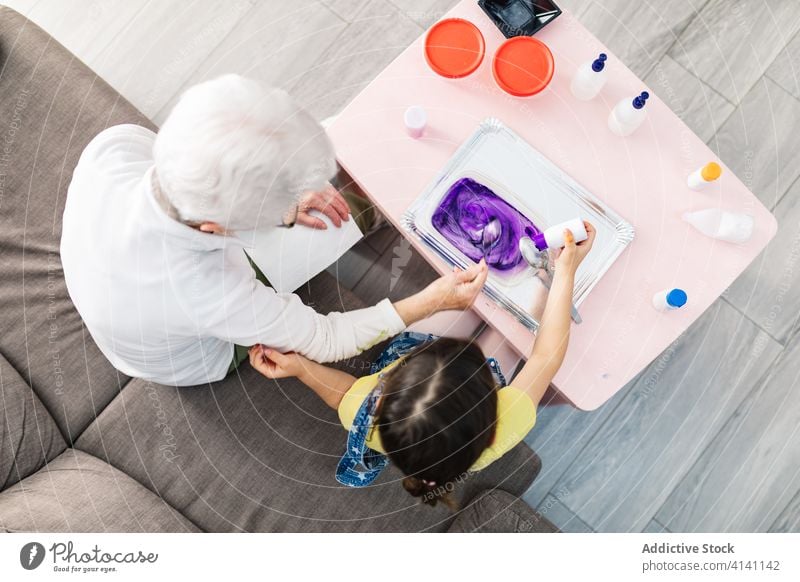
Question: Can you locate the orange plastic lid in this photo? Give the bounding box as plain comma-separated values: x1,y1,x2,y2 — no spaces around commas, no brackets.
425,18,485,79
701,162,722,181
493,36,554,97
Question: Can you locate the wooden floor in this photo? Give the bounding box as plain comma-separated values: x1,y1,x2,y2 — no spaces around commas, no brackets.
7,0,800,532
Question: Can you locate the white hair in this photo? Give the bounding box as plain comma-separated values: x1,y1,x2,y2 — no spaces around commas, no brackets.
153,74,336,231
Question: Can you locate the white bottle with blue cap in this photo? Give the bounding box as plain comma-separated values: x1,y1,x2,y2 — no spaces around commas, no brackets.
652,288,687,312
571,53,608,101
609,91,650,136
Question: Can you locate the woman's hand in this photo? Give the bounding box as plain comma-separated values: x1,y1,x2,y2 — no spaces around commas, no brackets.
294,183,351,229
553,221,596,274
392,260,489,325
248,345,356,409
423,259,489,312
248,345,309,379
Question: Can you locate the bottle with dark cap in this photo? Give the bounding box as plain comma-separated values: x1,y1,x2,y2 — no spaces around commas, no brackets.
571,53,608,101
609,91,650,136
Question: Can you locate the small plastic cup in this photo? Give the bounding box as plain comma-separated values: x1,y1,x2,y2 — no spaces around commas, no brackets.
404,106,427,138
492,36,554,97
424,18,486,79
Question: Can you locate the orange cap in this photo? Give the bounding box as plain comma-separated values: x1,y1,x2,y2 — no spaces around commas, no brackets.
424,18,485,79
701,162,722,182
492,36,554,97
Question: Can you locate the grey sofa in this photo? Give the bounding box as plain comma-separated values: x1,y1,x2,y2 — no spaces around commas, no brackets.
0,6,553,533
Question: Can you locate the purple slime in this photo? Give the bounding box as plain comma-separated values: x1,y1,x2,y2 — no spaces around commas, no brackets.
431,177,540,272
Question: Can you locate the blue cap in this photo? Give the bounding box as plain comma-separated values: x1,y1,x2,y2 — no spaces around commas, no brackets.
632,91,650,109
666,289,687,308
592,53,607,72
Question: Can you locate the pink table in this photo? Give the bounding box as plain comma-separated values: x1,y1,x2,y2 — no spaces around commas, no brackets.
327,1,776,410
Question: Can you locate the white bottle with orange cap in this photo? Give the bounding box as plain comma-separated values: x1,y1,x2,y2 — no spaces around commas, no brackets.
687,162,722,191
529,218,588,251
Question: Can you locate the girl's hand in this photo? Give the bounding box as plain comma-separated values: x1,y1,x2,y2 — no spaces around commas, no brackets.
554,221,596,274
248,345,308,379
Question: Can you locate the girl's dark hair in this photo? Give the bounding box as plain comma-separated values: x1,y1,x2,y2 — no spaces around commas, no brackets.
376,338,498,509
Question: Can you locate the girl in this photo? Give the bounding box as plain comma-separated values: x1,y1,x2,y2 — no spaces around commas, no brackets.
249,223,595,506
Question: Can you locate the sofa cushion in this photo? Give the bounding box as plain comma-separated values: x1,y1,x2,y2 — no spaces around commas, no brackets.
76,367,540,532
0,7,156,439
448,490,559,533
0,354,66,490
0,448,199,532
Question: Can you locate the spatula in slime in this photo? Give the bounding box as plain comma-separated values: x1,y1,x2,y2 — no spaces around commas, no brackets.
481,217,502,259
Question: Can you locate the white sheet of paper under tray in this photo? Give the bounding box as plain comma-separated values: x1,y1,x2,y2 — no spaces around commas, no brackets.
402,117,635,332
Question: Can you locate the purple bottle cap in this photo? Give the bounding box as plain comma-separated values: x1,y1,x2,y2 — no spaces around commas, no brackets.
532,232,548,250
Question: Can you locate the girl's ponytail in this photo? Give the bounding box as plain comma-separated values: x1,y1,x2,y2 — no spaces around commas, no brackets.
402,476,457,511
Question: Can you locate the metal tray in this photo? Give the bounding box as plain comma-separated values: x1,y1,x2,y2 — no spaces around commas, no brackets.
401,117,635,332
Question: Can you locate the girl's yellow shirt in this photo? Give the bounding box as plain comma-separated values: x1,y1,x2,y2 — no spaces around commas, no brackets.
337,360,536,472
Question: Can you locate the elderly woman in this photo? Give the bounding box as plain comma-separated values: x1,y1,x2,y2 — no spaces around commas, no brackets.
60,74,487,386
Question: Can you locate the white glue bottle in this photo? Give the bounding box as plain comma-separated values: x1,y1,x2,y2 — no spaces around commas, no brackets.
687,162,722,191
404,106,427,139
571,53,608,101
531,218,588,251
608,91,649,136
652,288,688,311
683,209,754,244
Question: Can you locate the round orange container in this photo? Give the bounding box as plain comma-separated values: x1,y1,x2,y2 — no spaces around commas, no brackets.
492,36,554,97
424,18,486,79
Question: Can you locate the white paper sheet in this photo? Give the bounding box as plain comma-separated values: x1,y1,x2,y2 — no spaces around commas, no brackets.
247,211,363,293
